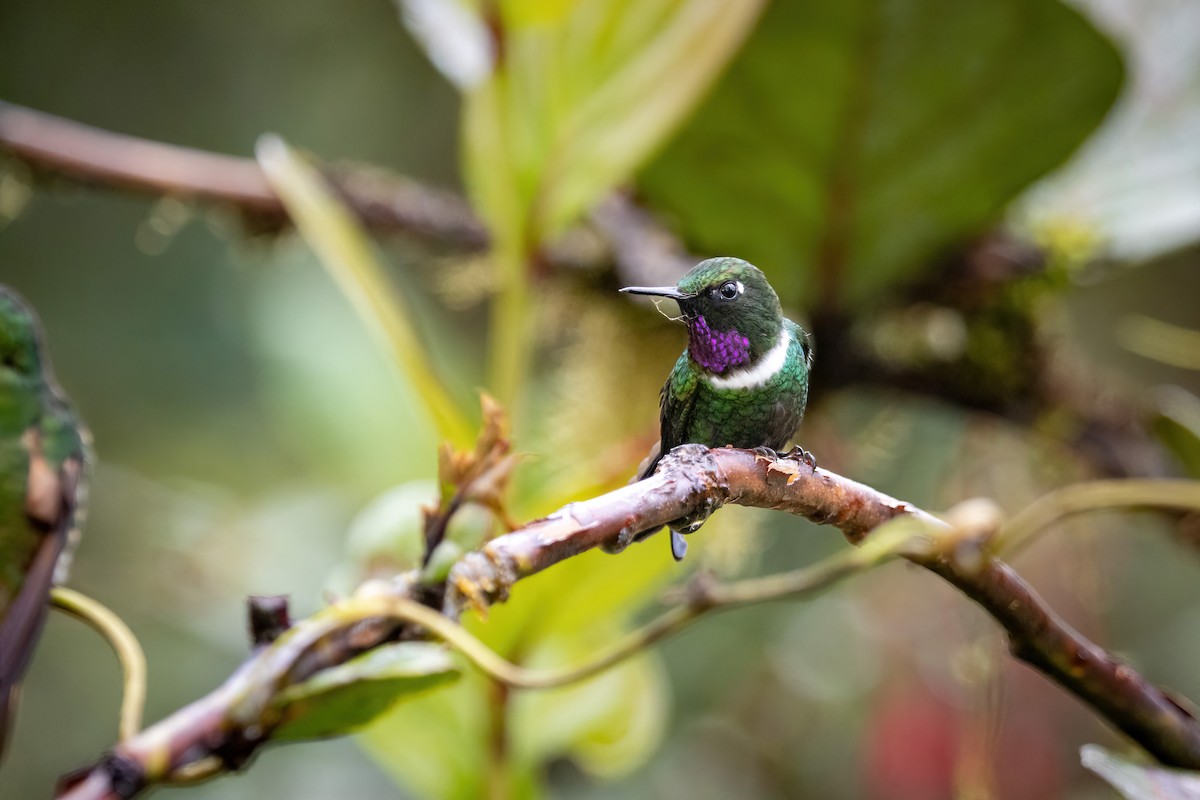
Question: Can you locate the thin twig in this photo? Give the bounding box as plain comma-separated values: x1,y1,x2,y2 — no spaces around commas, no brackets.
367,518,931,691
996,479,1200,554
49,587,146,743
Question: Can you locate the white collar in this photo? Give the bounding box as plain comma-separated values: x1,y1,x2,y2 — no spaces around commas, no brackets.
706,327,789,390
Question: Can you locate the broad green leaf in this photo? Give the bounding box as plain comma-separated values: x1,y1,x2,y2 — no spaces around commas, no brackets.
422,0,765,401
272,642,460,741
256,134,475,446
1081,744,1200,800
456,0,766,246
639,0,1124,308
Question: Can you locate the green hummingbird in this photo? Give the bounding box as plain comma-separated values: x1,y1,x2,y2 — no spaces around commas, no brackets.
0,287,90,758
621,257,812,561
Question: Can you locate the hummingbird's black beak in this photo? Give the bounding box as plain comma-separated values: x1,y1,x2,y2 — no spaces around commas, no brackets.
619,286,691,300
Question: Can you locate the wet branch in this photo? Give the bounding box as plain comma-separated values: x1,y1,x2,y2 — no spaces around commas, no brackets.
56,447,1200,800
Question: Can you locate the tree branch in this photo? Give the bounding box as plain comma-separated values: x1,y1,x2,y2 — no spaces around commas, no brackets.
0,101,488,246
54,446,1200,799
48,588,146,744
0,101,698,290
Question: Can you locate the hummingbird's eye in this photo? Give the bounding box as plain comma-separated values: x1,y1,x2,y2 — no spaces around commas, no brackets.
717,281,742,301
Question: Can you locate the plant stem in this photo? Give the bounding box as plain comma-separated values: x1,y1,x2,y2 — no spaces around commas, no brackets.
49,587,146,742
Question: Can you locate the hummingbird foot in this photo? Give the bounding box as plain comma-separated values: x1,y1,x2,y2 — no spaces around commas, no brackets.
751,445,781,461
786,445,818,472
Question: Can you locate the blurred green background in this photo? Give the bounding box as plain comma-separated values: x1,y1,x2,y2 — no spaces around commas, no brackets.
2,0,1200,798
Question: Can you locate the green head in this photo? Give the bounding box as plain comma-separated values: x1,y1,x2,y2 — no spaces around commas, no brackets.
621,257,783,374
0,288,47,433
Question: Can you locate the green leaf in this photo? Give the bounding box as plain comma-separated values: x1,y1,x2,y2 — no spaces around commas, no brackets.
256,134,475,447
1081,744,1200,800
272,642,460,741
457,0,766,247
359,670,506,800
362,633,667,799
345,482,436,575
639,0,1125,308
425,0,766,401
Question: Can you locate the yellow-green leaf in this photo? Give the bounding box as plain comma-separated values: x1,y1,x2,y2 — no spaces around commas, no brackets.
272,642,460,741
459,0,766,246
256,134,474,447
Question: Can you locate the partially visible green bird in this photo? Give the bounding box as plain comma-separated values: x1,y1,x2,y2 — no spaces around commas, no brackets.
621,257,812,561
0,287,90,759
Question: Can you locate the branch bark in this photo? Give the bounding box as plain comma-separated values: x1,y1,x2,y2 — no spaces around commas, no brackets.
0,101,692,284
0,101,488,246
55,446,1200,800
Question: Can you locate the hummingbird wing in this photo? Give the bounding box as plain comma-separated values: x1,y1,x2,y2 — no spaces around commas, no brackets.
638,352,698,481
760,321,812,451
0,400,88,759
763,397,806,452
799,324,814,372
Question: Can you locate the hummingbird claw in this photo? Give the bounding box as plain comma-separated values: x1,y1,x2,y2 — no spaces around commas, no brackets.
669,529,689,562
752,445,780,461
787,446,818,471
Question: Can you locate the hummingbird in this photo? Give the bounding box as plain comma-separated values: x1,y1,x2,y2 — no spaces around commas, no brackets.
621,257,812,561
0,287,90,759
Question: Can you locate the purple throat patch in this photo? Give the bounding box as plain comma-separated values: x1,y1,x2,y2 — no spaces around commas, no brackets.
688,315,750,373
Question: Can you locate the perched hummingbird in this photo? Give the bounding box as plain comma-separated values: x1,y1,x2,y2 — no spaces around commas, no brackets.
0,287,89,759
621,257,812,561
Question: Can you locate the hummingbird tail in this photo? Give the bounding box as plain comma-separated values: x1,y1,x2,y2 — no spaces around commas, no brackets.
0,523,67,761
634,440,664,483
